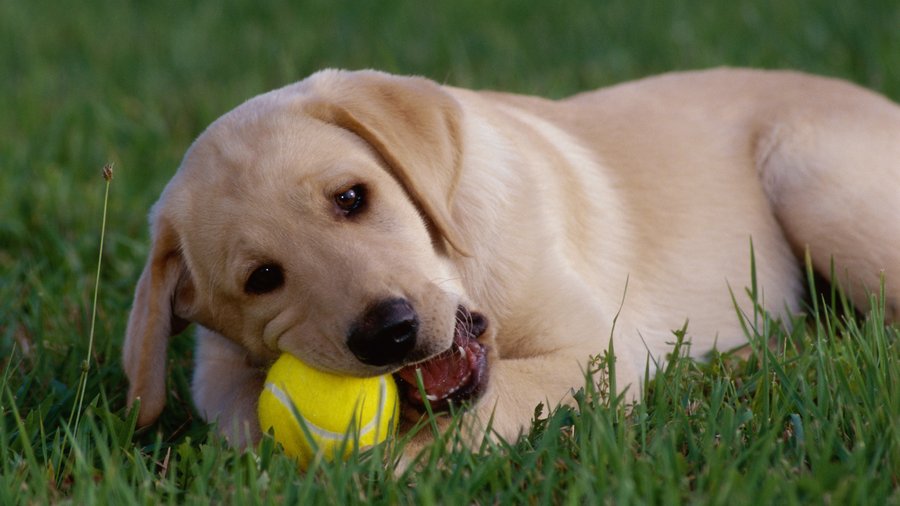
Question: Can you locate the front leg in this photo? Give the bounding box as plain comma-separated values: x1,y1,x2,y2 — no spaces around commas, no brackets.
466,277,642,446
465,340,639,445
191,327,266,447
395,342,639,473
397,302,642,469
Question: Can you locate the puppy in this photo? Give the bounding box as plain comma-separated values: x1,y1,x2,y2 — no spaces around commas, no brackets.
123,68,900,457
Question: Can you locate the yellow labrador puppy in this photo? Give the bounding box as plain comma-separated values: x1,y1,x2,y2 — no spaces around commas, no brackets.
123,68,900,456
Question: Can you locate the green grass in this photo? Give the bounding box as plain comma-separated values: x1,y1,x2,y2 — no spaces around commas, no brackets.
2,0,899,503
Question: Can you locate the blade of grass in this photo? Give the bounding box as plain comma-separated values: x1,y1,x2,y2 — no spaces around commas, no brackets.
68,163,114,435
55,163,113,487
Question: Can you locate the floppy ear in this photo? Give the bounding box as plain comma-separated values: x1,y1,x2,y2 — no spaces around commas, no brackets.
304,70,471,256
122,211,196,427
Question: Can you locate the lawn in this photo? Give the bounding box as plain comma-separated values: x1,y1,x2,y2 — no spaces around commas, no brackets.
1,0,899,503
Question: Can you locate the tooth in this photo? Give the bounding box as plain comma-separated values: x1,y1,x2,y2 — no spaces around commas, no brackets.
426,394,439,401
445,371,472,397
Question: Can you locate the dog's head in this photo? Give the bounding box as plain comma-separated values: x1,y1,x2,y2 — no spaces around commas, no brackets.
123,70,489,427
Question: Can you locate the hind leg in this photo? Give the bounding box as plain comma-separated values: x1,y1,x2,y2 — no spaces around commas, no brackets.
756,81,900,320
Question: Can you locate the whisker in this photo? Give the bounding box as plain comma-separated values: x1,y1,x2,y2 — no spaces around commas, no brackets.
431,276,463,287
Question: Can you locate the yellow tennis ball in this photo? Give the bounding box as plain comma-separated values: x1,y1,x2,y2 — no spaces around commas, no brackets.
258,353,399,469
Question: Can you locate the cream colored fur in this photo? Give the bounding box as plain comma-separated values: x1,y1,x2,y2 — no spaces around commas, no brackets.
122,68,900,460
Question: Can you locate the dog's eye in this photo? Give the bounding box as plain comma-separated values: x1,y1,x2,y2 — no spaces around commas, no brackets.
244,264,285,295
334,184,366,215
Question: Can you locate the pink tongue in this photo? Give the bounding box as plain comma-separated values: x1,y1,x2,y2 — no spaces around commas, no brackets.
396,332,470,399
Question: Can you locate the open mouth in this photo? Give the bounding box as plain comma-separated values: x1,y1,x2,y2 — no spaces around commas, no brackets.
394,306,489,413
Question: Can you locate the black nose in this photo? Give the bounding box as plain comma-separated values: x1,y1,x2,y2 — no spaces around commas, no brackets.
347,298,418,366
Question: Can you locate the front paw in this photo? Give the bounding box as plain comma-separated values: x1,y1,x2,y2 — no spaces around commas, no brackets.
392,405,503,475
391,414,450,474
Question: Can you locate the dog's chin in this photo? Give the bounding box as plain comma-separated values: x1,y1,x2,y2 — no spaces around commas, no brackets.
394,306,489,416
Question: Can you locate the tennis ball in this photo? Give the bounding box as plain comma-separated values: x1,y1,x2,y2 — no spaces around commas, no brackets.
258,353,399,468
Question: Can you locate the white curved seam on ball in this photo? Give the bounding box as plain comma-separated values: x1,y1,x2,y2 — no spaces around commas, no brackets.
265,380,385,440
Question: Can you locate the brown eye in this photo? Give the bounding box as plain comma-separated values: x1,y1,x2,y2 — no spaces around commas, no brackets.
245,264,284,294
334,184,366,215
